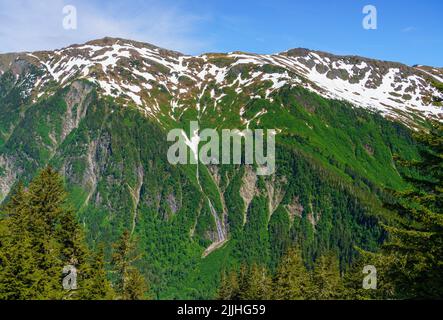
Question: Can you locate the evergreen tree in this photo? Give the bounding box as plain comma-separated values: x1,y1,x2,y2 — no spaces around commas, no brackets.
111,230,149,300
123,268,148,300
380,121,443,299
273,248,314,300
342,253,386,300
0,219,42,299
79,244,115,300
217,264,271,300
0,170,64,299
311,252,345,299
217,270,240,300
0,167,113,300
238,264,272,300
56,209,88,266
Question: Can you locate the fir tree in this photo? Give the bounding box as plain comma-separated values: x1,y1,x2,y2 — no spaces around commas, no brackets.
273,248,314,300
111,230,149,300
342,253,387,300
123,268,148,300
0,167,113,300
79,244,115,300
238,264,272,300
311,252,345,299
217,270,240,300
380,121,443,299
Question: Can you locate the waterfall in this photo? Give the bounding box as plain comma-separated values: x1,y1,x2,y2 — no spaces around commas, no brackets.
207,199,225,242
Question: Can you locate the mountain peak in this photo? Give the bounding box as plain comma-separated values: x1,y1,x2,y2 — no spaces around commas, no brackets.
82,37,182,55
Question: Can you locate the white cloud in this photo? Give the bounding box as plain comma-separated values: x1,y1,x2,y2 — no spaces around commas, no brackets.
0,0,211,54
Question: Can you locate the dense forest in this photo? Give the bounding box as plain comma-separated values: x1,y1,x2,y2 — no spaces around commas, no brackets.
217,121,443,300
0,122,441,300
0,167,148,299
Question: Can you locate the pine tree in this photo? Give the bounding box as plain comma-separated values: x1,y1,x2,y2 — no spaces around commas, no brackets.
0,219,41,299
273,248,314,300
27,167,67,235
311,252,345,299
111,230,149,300
0,183,34,299
217,264,272,300
380,121,443,299
0,169,66,299
342,253,387,300
56,209,88,266
238,264,272,300
123,268,148,300
79,244,115,300
0,167,113,300
217,270,240,300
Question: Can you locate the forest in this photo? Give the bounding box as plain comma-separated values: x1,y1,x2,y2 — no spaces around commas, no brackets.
0,121,441,300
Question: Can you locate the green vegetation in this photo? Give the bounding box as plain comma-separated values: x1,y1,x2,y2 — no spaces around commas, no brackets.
376,121,443,298
111,230,149,300
0,64,440,300
213,121,441,301
0,167,149,300
217,248,345,300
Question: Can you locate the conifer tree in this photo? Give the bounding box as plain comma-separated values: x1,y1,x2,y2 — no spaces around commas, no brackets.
56,209,88,267
123,268,148,300
0,169,66,299
217,270,240,300
0,167,113,300
111,230,149,300
380,121,443,298
238,264,272,300
79,244,115,300
273,248,314,300
311,252,345,299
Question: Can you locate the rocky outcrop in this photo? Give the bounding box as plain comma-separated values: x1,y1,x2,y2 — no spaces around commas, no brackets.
61,81,93,141
285,196,304,223
239,166,257,224
264,175,287,218
0,155,21,201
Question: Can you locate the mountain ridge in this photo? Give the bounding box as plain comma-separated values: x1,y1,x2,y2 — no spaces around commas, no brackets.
1,37,441,129
2,37,441,69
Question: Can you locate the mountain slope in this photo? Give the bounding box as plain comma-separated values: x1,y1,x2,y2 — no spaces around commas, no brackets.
1,37,441,127
0,38,439,298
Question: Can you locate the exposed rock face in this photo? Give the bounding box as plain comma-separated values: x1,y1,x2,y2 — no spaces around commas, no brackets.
0,78,92,201
0,155,20,200
265,175,287,218
0,38,420,298
239,166,257,224
61,81,93,141
285,196,304,222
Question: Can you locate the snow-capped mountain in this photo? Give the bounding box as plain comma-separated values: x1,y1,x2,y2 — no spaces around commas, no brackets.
1,37,442,127
1,38,441,299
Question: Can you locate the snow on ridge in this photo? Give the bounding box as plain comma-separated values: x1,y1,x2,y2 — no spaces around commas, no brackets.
23,41,443,122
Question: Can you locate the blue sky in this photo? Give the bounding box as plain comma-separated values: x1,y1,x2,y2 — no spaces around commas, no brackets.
0,0,441,66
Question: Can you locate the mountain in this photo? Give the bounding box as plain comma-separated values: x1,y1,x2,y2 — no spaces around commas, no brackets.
2,37,442,127
0,37,441,298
